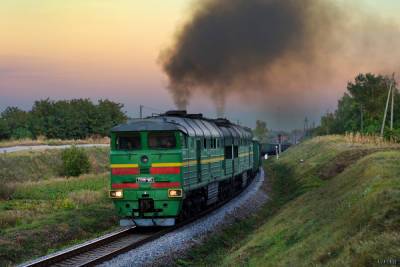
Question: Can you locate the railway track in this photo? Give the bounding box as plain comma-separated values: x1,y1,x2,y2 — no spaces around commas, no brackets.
20,173,259,267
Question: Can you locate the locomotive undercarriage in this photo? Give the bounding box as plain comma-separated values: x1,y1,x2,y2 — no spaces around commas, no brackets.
178,170,256,223
121,170,258,227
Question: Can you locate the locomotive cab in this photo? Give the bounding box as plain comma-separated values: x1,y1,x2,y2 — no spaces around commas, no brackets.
109,127,185,227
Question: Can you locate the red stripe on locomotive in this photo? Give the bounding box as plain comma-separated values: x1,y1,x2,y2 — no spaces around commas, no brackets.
150,167,181,174
112,183,140,189
151,182,181,188
111,168,139,175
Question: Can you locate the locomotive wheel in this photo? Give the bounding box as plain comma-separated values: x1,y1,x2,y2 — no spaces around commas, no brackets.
179,199,192,222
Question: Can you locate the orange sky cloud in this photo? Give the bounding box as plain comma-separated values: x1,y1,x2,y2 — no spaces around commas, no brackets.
1,0,400,129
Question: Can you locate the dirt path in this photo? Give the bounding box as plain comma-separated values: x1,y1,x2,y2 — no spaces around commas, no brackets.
0,144,109,153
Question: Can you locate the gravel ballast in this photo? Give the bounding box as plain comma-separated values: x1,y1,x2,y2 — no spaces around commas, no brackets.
100,168,268,267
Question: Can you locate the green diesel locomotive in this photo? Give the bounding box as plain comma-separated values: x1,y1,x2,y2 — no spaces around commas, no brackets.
109,111,261,226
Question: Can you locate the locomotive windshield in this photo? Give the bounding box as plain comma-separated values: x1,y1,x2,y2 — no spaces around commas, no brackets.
116,134,141,150
148,132,176,149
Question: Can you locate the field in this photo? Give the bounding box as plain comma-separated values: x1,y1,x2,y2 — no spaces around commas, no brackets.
181,136,400,266
0,147,118,266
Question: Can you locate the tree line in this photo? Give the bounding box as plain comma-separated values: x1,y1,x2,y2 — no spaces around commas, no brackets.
0,99,127,140
313,73,400,140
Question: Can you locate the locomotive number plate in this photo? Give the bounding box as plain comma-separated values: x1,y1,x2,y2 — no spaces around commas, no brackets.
137,177,154,183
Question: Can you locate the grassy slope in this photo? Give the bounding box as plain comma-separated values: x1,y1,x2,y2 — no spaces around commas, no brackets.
0,147,109,184
182,136,400,266
0,148,118,266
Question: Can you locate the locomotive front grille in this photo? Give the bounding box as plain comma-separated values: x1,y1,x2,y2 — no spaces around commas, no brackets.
140,167,150,174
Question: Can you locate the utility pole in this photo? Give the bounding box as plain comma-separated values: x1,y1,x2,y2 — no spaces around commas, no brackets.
139,105,144,119
278,134,282,154
360,104,364,133
390,75,395,130
304,117,309,138
381,73,395,137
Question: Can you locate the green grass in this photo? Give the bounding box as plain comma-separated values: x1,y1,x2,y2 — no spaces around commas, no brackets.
0,147,109,185
0,174,118,266
0,148,117,266
13,174,107,200
180,135,400,266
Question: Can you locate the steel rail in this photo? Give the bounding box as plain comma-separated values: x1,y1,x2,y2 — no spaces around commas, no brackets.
19,226,138,267
20,171,260,267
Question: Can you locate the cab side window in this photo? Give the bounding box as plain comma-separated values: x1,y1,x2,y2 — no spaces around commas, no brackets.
148,132,176,149
234,146,239,158
224,146,233,159
181,135,188,148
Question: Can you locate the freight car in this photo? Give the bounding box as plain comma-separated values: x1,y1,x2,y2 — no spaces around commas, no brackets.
109,110,261,226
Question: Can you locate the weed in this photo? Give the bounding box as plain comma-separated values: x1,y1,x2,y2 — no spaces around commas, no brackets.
68,190,102,206
0,184,16,200
344,132,400,147
0,210,24,228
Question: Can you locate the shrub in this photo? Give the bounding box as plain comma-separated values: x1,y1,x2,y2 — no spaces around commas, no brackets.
60,146,91,177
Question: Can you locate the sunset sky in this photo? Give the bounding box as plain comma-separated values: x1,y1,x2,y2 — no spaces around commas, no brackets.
1,0,400,130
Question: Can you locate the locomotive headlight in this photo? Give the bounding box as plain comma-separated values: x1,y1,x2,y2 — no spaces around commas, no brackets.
141,155,149,164
109,190,123,198
168,189,182,198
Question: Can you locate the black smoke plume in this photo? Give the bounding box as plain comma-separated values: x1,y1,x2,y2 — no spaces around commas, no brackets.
160,0,400,117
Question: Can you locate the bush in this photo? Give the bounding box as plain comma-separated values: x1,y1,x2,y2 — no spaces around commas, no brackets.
60,146,91,177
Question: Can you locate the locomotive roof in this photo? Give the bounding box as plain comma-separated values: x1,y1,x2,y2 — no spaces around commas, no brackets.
111,111,253,139
111,118,183,132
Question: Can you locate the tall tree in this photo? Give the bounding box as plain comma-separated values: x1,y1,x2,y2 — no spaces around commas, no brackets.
347,73,396,133
93,100,128,136
1,107,32,138
26,98,127,140
0,118,10,139
317,73,400,136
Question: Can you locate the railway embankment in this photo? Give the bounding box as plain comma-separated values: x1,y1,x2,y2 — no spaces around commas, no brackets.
181,135,400,266
0,147,118,266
